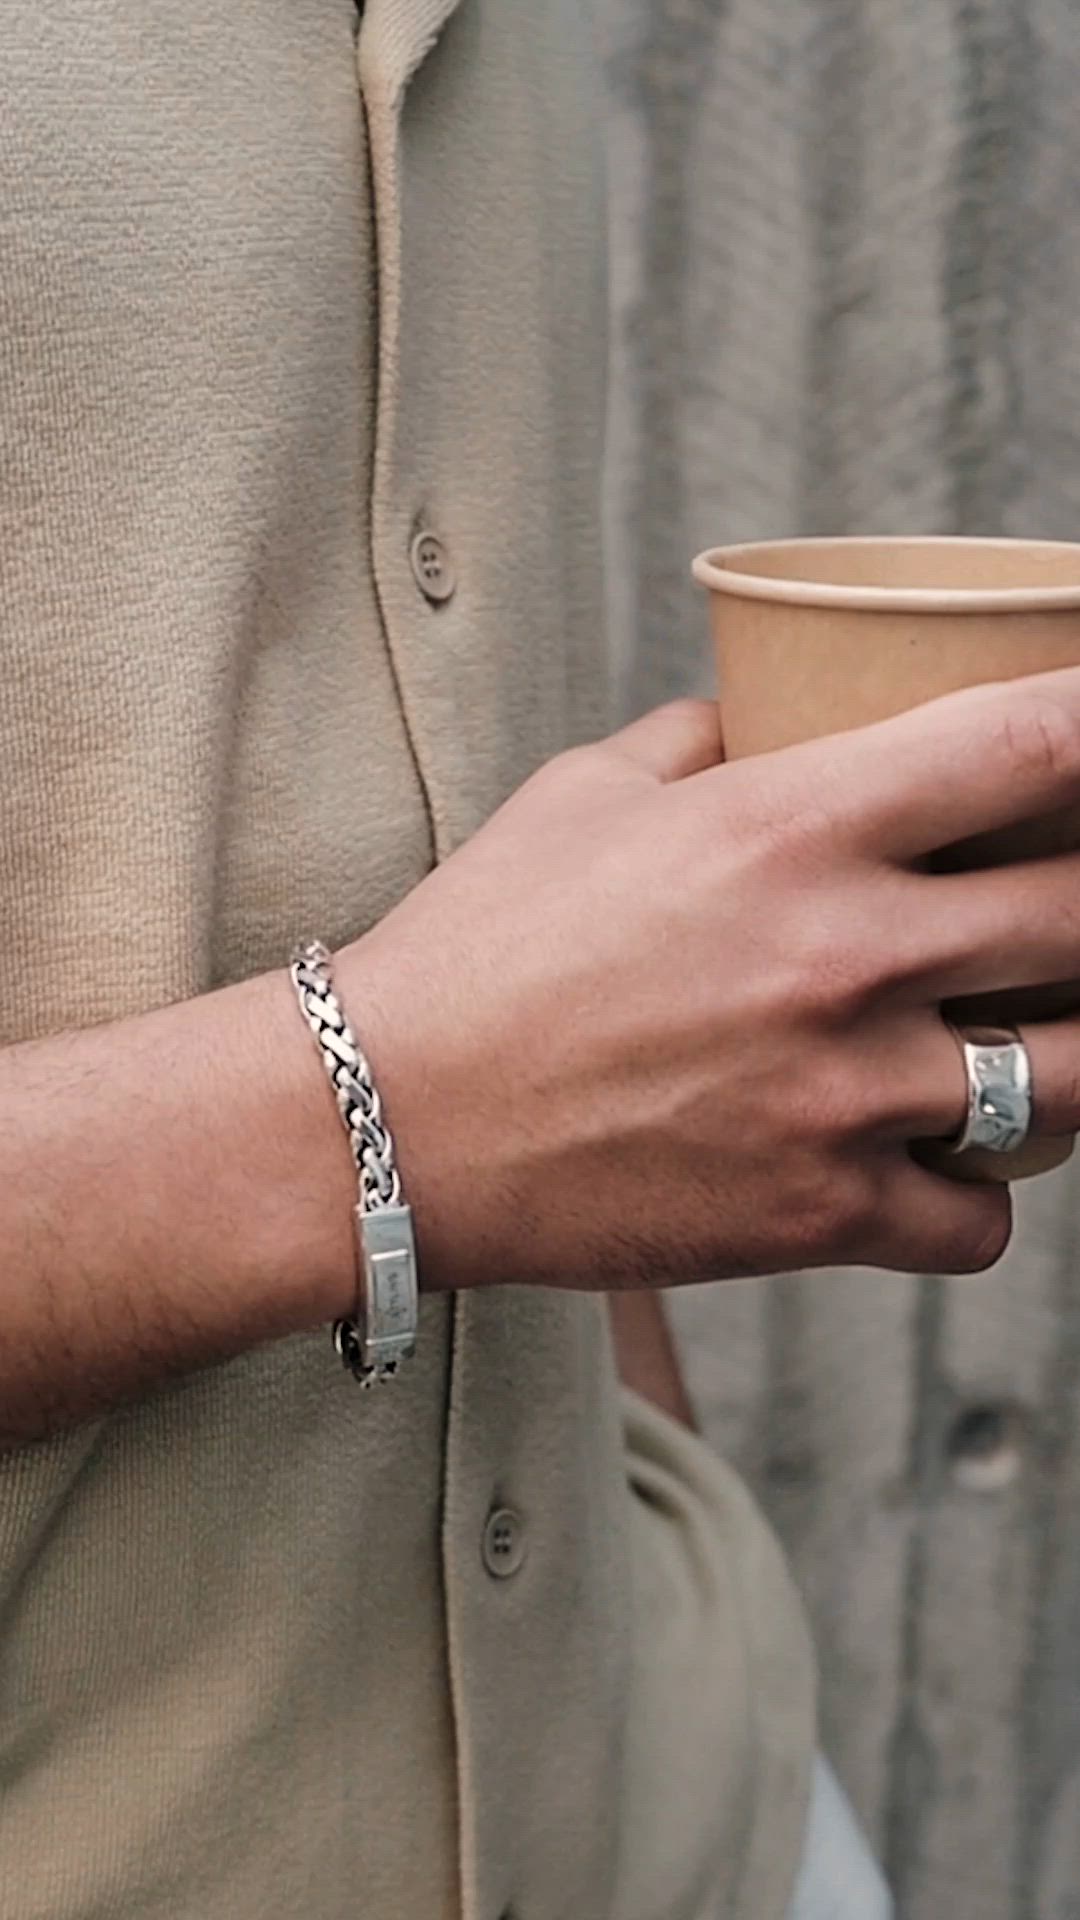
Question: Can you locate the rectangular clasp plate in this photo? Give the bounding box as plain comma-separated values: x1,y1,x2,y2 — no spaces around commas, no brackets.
354,1204,419,1366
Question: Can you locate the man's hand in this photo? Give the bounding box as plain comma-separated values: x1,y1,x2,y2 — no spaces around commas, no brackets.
343,671,1080,1294
10,670,1080,1440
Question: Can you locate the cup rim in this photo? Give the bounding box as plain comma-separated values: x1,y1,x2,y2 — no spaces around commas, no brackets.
691,536,1080,612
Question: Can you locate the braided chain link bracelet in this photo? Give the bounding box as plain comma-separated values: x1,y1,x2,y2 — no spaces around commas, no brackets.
289,941,418,1386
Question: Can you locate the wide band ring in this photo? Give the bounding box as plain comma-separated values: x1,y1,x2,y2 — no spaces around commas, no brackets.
946,1023,1034,1156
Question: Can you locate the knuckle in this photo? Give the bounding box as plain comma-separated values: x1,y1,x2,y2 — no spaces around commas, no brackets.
783,1159,877,1263
662,695,714,732
526,742,595,802
818,936,882,1017
999,694,1080,790
856,919,926,1006
825,1169,880,1256
784,916,882,1021
721,761,814,857
779,1044,867,1150
723,813,893,1018
550,741,596,784
936,1195,1012,1275
813,1062,866,1145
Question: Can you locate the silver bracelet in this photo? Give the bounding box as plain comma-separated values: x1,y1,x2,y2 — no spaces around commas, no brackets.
289,941,418,1387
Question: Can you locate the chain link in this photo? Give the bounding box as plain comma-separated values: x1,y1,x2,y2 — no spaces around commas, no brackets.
290,941,411,1385
291,942,402,1214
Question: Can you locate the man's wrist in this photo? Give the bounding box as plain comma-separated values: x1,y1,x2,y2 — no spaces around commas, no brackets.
333,929,486,1300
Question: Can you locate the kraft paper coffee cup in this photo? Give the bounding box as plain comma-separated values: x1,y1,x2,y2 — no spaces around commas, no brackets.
692,536,1080,1184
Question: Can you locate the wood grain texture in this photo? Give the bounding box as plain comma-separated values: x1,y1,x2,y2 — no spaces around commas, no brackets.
601,3,1080,1913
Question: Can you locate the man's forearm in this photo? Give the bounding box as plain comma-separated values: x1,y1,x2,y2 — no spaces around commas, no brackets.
0,961,367,1444
0,926,703,1450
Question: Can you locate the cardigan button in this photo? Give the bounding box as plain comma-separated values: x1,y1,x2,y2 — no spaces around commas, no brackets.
482,1507,527,1578
410,530,456,604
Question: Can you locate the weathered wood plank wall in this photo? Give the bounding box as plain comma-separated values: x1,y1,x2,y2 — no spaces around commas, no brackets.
601,4,1080,1916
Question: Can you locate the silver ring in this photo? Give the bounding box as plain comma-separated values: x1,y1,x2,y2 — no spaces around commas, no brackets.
947,1023,1033,1155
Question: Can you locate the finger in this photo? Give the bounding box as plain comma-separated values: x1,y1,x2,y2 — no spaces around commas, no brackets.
607,698,723,783
876,1008,1080,1144
892,855,1080,1000
1014,1016,1080,1135
860,1010,973,1141
808,668,1080,862
867,1153,1012,1276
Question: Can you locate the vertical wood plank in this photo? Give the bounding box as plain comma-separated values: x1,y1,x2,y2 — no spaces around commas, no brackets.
603,0,1080,1912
